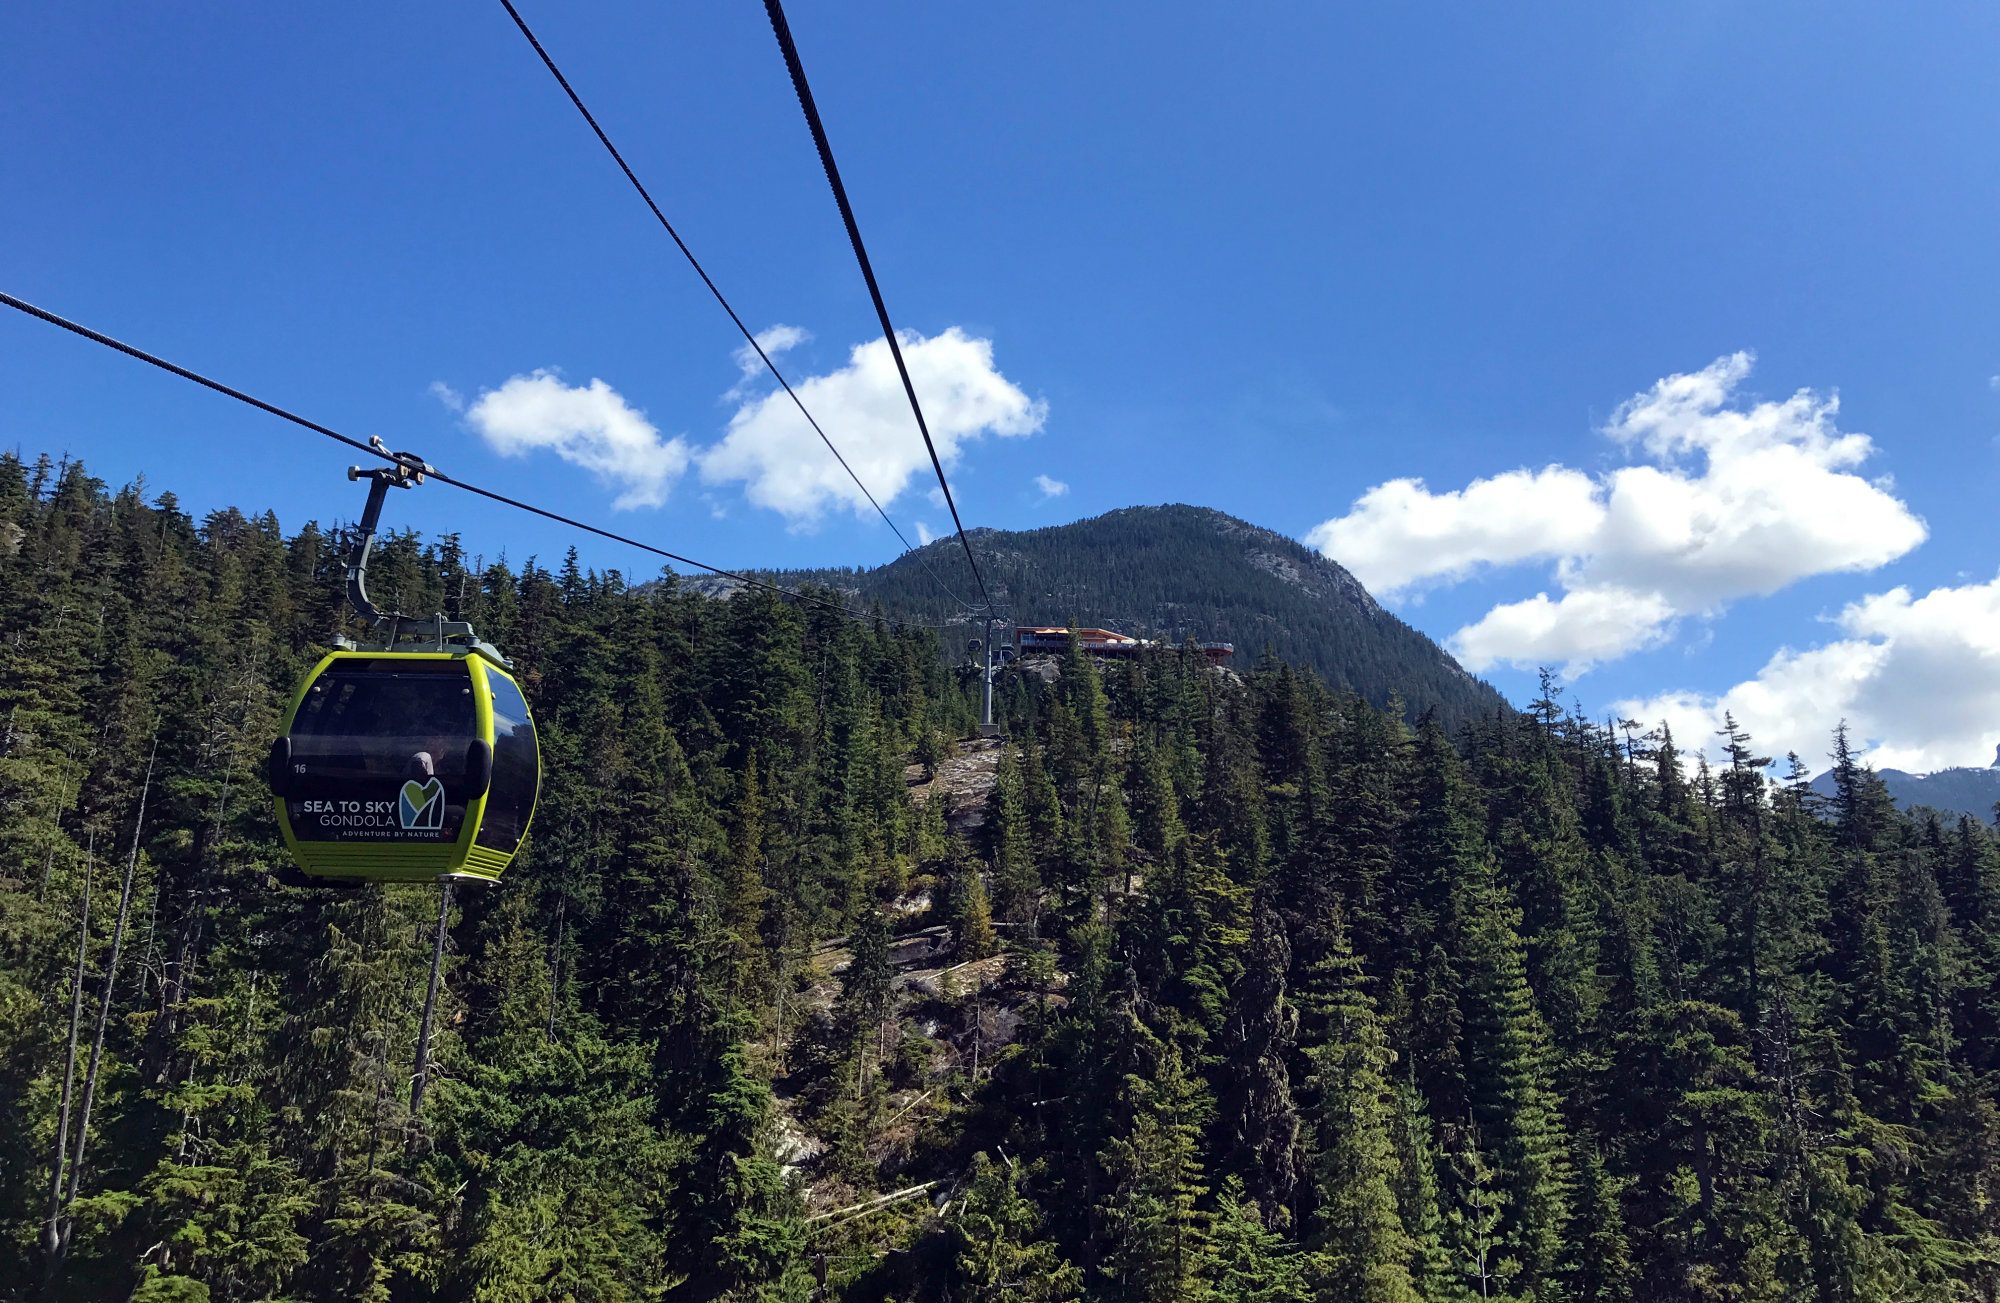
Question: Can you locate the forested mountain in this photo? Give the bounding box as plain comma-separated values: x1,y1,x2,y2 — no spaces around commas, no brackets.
5,452,2000,1302
1810,755,2000,822
766,504,1508,734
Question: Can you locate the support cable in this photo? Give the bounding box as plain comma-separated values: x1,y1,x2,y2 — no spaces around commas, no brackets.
493,0,969,617
759,0,997,622
0,290,924,631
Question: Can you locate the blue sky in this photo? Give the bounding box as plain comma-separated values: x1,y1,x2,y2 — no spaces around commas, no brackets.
5,2,1998,771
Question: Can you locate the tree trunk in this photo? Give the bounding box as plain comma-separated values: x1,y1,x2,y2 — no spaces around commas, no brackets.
546,894,565,1042
409,882,451,1119
229,972,260,1088
136,855,163,1003
970,991,982,1082
42,832,95,1268
159,763,232,1049
54,744,156,1273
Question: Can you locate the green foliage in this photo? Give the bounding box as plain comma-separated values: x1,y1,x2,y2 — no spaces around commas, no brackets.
941,850,998,963
1302,922,1419,1303
3,456,1998,1303
445,1029,684,1301
1093,1047,1213,1303
1212,901,1301,1221
989,743,1040,930
950,1153,1082,1301
1205,1178,1306,1301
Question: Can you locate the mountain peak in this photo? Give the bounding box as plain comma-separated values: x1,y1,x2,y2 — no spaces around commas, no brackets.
1810,761,2000,821
792,503,1506,731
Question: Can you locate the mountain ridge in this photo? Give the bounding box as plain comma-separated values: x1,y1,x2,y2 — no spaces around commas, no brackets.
759,502,1510,733
1809,755,2000,822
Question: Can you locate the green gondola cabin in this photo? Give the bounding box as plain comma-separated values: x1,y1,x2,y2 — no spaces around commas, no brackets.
267,647,540,884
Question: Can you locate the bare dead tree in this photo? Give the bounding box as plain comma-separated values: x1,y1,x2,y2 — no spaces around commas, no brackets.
409,882,452,1119
546,893,566,1043
42,831,94,1267
50,741,155,1276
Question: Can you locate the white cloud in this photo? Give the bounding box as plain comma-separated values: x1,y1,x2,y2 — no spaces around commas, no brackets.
915,521,937,545
1450,587,1676,677
1035,473,1070,499
728,325,812,398
1304,466,1603,596
428,380,464,413
700,327,1045,526
1306,353,1928,674
1615,574,2000,774
465,370,690,511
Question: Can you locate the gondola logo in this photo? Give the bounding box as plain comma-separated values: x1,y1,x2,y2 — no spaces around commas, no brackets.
399,777,445,831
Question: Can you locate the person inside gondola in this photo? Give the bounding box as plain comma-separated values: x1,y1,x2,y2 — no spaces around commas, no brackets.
399,685,469,784
402,686,478,833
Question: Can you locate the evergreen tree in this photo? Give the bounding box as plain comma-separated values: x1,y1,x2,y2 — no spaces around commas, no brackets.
1568,1145,1636,1303
1301,922,1419,1303
1456,868,1573,1301
676,1024,806,1297
951,1153,1083,1302
941,849,999,961
1387,1075,1456,1300
990,742,1041,930
1205,1179,1306,1303
1130,730,1187,866
1094,1047,1213,1303
1021,722,1065,858
723,752,772,1002
838,906,896,1100
1615,1001,1780,1301
1213,901,1302,1221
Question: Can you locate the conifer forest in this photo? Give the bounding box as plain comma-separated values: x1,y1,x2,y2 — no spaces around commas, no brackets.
5,452,1999,1302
